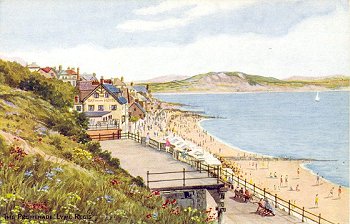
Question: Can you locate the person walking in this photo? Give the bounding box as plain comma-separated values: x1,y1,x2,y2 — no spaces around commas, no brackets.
280,175,283,187
316,173,320,185
297,167,300,178
145,132,150,146
328,187,334,198
165,138,171,153
338,186,342,199
285,175,288,187
315,194,319,208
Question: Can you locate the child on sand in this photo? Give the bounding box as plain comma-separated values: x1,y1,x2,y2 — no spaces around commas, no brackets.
315,194,319,207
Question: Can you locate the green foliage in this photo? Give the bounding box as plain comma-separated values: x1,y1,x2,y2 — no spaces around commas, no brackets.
130,116,139,123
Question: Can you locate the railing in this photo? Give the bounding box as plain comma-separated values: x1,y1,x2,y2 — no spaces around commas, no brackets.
91,132,337,224
87,124,119,130
146,168,214,188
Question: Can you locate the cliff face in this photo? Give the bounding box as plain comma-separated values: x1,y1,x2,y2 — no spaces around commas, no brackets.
145,72,350,93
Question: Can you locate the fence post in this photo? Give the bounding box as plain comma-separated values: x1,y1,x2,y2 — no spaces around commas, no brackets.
263,188,266,197
98,133,101,141
107,124,109,130
275,194,277,208
302,207,304,222
231,173,234,188
253,183,256,194
288,200,291,215
128,132,130,139
318,214,321,224
112,132,115,140
183,168,186,187
208,165,210,177
217,166,220,184
238,176,240,186
199,162,202,173
137,133,140,143
244,179,247,189
158,142,161,150
146,171,149,188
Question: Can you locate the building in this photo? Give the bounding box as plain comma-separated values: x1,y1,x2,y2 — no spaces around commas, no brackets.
27,62,40,72
129,102,146,119
80,73,98,81
38,67,57,79
57,66,80,87
75,78,129,130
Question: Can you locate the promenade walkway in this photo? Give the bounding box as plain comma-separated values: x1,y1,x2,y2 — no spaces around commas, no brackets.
100,139,302,224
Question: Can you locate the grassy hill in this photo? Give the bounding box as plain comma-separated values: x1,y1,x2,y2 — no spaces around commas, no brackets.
0,60,210,223
143,72,350,93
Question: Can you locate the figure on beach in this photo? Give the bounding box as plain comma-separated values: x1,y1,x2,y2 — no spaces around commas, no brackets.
328,187,334,198
338,186,342,199
280,175,283,187
285,175,288,187
315,194,319,208
297,167,300,178
316,173,320,185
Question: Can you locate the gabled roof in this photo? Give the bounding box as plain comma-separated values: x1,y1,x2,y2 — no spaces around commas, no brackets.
66,69,77,75
82,83,127,105
103,84,121,94
27,62,40,68
58,69,77,76
131,102,146,114
133,85,148,93
81,73,98,81
39,67,53,73
84,111,111,118
113,78,126,86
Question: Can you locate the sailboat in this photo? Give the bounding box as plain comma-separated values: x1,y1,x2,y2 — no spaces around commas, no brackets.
315,91,320,102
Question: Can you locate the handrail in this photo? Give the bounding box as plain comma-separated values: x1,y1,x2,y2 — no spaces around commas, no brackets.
90,132,337,224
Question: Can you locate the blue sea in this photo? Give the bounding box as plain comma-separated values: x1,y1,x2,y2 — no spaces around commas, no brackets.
154,92,349,187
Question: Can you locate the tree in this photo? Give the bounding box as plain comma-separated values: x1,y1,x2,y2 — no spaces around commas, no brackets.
129,116,139,133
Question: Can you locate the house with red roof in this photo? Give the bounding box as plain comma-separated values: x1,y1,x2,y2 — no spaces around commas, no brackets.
57,67,80,86
38,67,57,79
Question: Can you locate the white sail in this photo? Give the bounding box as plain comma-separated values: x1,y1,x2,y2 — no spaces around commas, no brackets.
315,92,320,102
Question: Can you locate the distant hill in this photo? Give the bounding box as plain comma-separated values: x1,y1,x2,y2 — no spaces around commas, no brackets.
136,75,190,83
142,72,350,93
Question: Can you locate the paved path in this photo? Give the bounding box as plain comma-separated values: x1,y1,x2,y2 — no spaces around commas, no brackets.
100,139,218,188
101,139,303,224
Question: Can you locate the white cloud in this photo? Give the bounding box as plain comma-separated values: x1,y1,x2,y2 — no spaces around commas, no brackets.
2,9,349,81
117,17,189,32
117,0,257,32
134,1,195,16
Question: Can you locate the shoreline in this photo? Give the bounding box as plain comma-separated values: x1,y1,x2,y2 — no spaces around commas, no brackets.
155,107,349,223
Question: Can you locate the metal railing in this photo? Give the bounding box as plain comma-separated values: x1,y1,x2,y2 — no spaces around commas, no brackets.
87,124,119,130
146,168,213,188
90,132,337,224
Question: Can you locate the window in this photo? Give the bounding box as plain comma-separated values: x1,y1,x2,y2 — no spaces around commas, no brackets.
105,93,109,98
88,105,94,111
134,108,136,112
98,105,104,111
110,105,117,110
94,93,99,98
76,106,82,112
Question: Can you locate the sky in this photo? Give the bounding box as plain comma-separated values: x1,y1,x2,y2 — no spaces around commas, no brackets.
0,0,349,81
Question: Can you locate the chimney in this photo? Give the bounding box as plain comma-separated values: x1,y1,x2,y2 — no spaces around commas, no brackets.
77,67,80,81
59,65,62,72
100,76,104,84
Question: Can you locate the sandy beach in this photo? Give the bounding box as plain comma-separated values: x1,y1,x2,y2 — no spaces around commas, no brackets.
136,106,349,224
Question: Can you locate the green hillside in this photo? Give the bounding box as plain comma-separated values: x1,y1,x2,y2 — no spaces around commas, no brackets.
0,60,210,223
143,72,349,93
